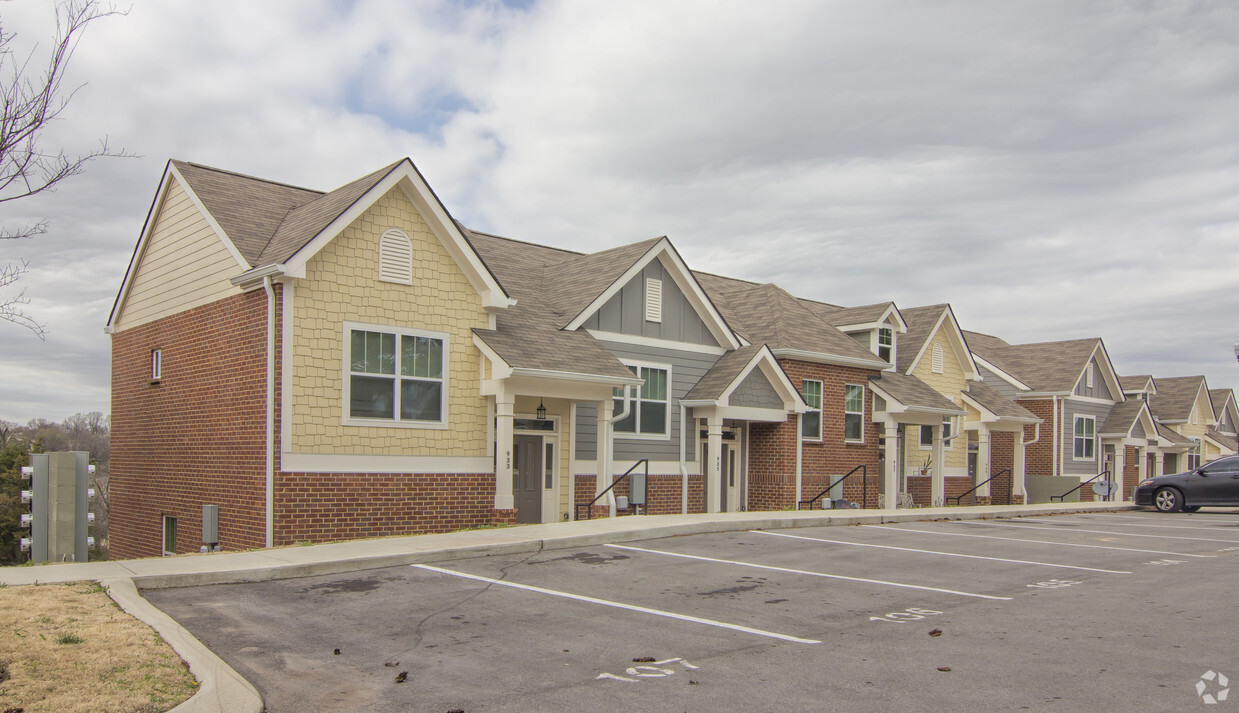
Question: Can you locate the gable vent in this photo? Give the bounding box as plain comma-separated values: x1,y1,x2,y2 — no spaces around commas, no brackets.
931,342,944,374
378,229,413,285
1086,362,1094,389
645,278,662,323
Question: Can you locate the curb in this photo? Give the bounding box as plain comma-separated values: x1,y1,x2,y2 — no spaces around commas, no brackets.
103,578,264,713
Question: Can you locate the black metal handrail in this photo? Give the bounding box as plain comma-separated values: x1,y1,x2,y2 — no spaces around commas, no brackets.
576,459,649,520
1050,470,1111,503
799,464,867,510
949,469,1011,506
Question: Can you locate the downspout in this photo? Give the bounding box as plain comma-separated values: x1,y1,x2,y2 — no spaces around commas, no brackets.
679,401,688,514
1023,422,1041,447
1051,395,1059,477
795,413,804,509
606,385,634,517
262,275,275,549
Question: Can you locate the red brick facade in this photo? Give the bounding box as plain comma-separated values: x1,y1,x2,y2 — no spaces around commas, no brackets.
574,473,706,517
111,291,271,559
1123,445,1140,498
747,361,882,510
1018,399,1056,477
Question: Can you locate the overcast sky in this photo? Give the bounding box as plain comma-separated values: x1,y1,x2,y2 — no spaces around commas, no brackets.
2,0,1238,424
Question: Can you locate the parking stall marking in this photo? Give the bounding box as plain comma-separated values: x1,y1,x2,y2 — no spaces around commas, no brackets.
750,530,1132,574
865,525,1214,558
965,520,1239,544
409,564,822,645
1070,514,1239,532
604,544,1013,601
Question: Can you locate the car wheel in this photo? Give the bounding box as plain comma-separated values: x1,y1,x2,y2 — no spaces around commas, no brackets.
1154,487,1183,513
1183,505,1201,513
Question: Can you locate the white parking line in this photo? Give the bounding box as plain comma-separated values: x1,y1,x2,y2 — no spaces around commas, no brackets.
410,564,821,645
1074,514,1239,531
964,520,1239,544
604,544,1013,601
865,525,1213,558
750,530,1132,574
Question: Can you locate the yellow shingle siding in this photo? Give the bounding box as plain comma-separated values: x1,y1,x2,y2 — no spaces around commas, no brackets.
114,178,241,331
908,325,968,472
289,186,489,456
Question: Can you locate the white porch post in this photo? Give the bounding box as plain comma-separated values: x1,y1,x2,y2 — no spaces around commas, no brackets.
976,425,992,500
1012,433,1027,505
706,414,724,513
1154,450,1165,478
1112,446,1126,502
883,422,899,511
931,422,946,507
595,399,614,498
495,395,515,510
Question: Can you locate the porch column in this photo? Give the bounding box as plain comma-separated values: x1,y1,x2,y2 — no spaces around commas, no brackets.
1154,450,1164,478
595,399,614,497
495,395,515,510
1012,433,1026,505
1111,446,1125,502
976,425,992,500
931,421,945,507
706,414,724,513
883,422,899,511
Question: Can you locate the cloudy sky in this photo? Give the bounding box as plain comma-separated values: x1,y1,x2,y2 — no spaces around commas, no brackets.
2,0,1238,424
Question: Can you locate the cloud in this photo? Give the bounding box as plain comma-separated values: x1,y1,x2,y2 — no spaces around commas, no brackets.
2,0,1238,423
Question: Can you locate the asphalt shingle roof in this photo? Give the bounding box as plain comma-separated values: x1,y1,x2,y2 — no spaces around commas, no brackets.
966,337,1101,393
1209,389,1234,422
1101,399,1148,436
1156,423,1196,447
964,380,1039,421
1150,376,1208,423
896,305,951,374
683,345,766,401
868,371,964,414
544,238,664,327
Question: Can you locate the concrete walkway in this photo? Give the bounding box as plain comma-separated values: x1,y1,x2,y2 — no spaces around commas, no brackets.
0,502,1135,713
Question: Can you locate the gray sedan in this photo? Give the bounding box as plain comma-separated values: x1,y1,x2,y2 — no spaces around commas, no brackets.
1134,455,1239,512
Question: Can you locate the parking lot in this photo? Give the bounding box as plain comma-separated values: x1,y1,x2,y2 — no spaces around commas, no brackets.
146,510,1239,712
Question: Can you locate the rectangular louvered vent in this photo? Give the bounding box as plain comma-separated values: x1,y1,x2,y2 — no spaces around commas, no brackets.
645,278,662,323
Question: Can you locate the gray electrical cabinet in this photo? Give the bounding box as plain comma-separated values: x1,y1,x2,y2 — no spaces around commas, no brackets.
20,452,94,563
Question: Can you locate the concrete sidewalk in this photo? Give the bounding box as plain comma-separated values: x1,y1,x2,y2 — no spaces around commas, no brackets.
0,502,1136,713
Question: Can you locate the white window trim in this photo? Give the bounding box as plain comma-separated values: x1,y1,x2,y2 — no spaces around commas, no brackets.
162,515,176,557
918,420,954,450
614,359,672,442
801,379,823,443
151,348,162,382
877,327,894,365
843,383,865,443
1187,438,1202,470
1072,415,1096,461
341,320,451,430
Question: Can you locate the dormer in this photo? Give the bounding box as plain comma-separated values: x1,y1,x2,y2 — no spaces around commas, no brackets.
832,303,907,368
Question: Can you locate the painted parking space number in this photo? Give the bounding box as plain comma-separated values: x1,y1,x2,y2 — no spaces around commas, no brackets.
1027,578,1081,589
1146,558,1184,566
870,607,943,624
597,658,699,683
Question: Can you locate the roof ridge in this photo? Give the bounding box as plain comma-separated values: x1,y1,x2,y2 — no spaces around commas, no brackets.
177,160,324,195
465,227,585,257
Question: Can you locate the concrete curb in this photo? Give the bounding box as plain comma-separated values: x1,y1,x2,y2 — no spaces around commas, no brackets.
103,578,264,713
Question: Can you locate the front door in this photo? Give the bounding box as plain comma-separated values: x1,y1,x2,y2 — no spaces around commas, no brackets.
722,444,737,512
514,435,542,524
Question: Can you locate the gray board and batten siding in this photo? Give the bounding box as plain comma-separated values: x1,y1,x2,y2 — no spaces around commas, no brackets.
576,341,721,463
1074,356,1114,400
1061,398,1116,476
976,364,1022,399
580,258,717,346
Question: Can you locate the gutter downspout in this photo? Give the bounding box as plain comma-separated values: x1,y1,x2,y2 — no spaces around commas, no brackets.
262,275,275,549
679,402,688,514
795,413,803,508
1023,422,1041,447
607,385,634,517
1051,395,1059,477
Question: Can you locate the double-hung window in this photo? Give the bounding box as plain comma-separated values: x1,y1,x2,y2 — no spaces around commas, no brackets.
1187,438,1202,470
801,379,822,441
614,364,669,437
843,384,864,442
1073,416,1095,459
346,323,447,426
877,328,893,363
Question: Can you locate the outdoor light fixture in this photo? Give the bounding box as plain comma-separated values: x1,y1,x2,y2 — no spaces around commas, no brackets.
536,399,547,420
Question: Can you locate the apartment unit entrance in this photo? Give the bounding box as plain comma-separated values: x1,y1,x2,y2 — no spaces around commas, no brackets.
701,423,745,512
513,416,559,524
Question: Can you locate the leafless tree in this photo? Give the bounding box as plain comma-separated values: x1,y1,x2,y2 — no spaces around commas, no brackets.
0,0,129,340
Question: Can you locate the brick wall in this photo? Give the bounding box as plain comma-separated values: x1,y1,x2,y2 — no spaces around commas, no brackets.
990,431,1016,505
747,361,882,510
274,471,507,543
574,473,705,516
110,290,271,559
906,475,973,507
1019,400,1056,476
1123,445,1140,499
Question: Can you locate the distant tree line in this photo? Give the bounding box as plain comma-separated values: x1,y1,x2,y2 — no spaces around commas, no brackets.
0,412,109,564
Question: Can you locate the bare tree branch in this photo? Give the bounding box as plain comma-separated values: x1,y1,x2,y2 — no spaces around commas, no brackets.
0,1,130,339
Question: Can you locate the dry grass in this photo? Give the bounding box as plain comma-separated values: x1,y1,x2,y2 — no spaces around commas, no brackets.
0,582,196,713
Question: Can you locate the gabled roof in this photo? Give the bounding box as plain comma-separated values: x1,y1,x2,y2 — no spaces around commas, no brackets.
1122,375,1156,396
1156,422,1195,448
966,336,1119,396
682,344,806,414
1209,389,1235,424
1150,375,1213,424
897,304,980,379
961,381,1040,423
868,371,966,415
694,274,887,369
799,299,908,333
1206,427,1237,453
1100,399,1156,439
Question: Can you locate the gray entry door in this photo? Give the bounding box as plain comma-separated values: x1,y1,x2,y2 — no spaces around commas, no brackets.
514,435,542,524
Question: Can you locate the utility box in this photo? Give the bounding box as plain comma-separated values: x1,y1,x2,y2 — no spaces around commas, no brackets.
20,452,94,563
202,504,219,549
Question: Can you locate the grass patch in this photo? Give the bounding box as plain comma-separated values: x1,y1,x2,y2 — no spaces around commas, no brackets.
0,582,197,713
